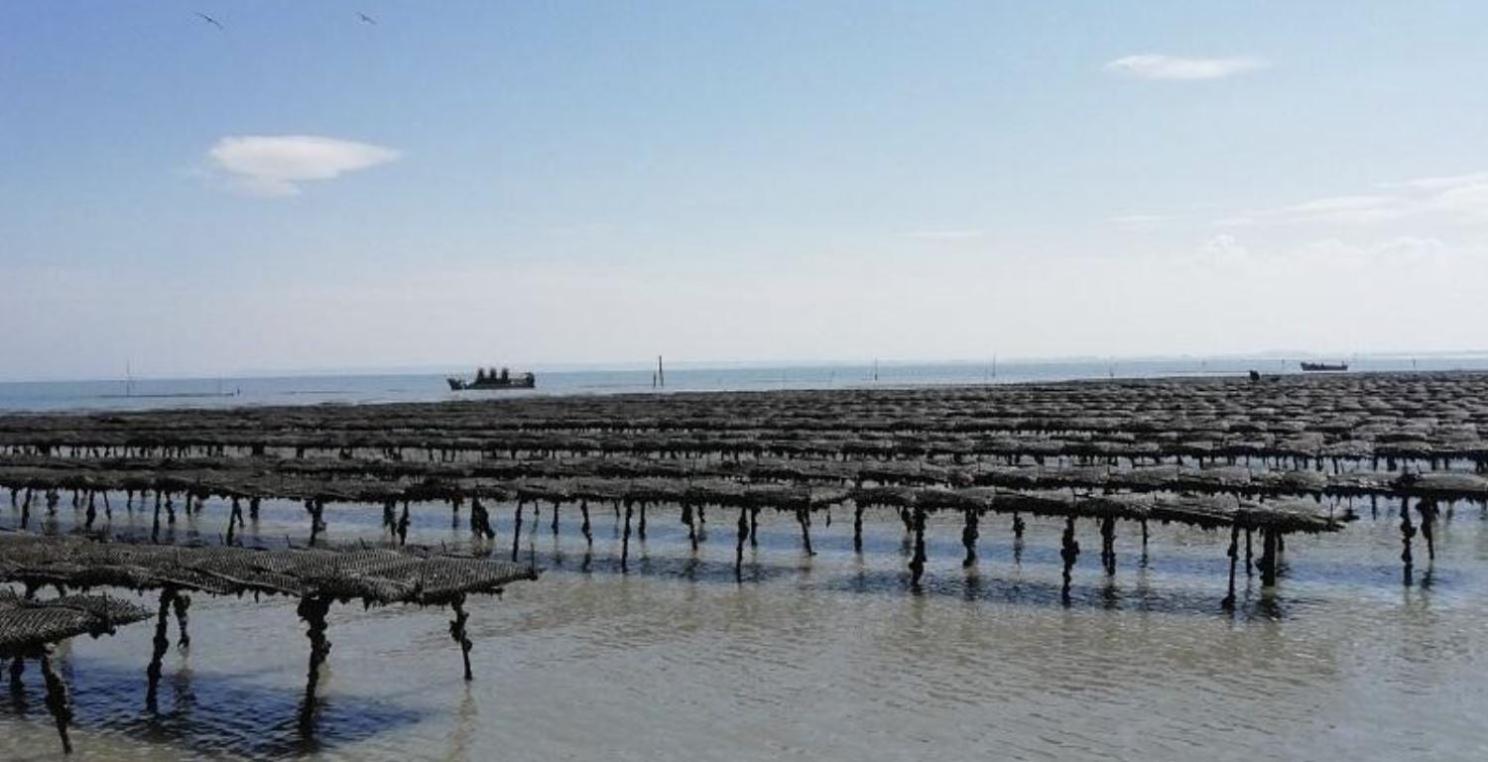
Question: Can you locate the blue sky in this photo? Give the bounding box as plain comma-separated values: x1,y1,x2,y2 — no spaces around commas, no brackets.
4,2,1488,379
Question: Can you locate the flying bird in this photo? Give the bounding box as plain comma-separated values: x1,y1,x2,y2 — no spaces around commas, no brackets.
195,12,224,31
358,12,377,25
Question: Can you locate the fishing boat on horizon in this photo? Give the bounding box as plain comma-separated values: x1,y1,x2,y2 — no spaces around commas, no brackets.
1300,361,1349,372
447,366,536,390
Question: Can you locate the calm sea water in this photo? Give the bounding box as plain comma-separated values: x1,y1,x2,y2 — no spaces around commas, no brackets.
6,355,1488,413
5,360,1488,760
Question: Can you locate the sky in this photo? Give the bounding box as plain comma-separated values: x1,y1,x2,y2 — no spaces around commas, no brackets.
4,1,1488,380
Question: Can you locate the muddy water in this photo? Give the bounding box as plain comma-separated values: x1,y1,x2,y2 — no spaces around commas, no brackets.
4,498,1488,761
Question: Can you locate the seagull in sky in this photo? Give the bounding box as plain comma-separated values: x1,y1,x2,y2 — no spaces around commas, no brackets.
358,12,377,25
195,12,225,31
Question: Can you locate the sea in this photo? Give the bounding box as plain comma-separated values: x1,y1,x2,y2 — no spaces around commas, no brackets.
5,355,1488,413
3,357,1488,761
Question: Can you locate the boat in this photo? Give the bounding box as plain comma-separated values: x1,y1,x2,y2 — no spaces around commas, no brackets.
447,366,535,390
1300,362,1349,372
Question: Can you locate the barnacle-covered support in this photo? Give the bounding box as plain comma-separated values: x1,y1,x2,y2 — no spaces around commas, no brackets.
397,500,411,545
550,500,561,535
735,506,749,581
226,496,244,544
296,594,333,731
448,594,474,681
853,503,865,553
621,500,634,572
511,500,525,562
961,508,979,568
1257,527,1279,588
749,506,760,547
1399,496,1416,585
1060,516,1080,603
1222,523,1240,611
682,502,699,551
1417,498,1439,561
638,501,647,541
908,506,927,588
150,492,163,541
470,497,495,540
305,498,327,546
145,587,179,709
1099,515,1117,575
39,649,72,754
580,500,593,546
382,499,397,532
796,506,815,556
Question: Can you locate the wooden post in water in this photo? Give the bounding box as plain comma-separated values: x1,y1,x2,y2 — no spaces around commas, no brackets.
297,595,333,735
397,501,411,545
1222,524,1240,611
1099,515,1117,575
908,507,927,587
39,649,72,754
449,594,474,681
145,588,178,710
1060,517,1080,603
1399,496,1416,585
511,501,525,562
621,501,634,572
682,502,698,551
961,508,979,568
1417,498,1438,561
1258,528,1279,588
735,507,749,581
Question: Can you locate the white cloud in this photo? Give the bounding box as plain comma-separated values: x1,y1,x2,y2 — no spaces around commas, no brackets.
1104,54,1267,81
208,135,400,196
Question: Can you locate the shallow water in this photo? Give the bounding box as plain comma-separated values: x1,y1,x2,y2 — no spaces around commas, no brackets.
4,496,1488,761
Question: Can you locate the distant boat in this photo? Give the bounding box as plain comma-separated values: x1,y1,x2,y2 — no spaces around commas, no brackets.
1300,361,1349,372
447,366,535,390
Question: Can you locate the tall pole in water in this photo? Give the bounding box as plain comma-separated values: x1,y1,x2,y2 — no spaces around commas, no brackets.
657,355,665,388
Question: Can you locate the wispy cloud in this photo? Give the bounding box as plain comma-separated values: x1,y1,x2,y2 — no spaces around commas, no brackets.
1220,172,1488,227
1108,214,1171,231
208,135,400,196
907,230,984,241
1104,54,1268,81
